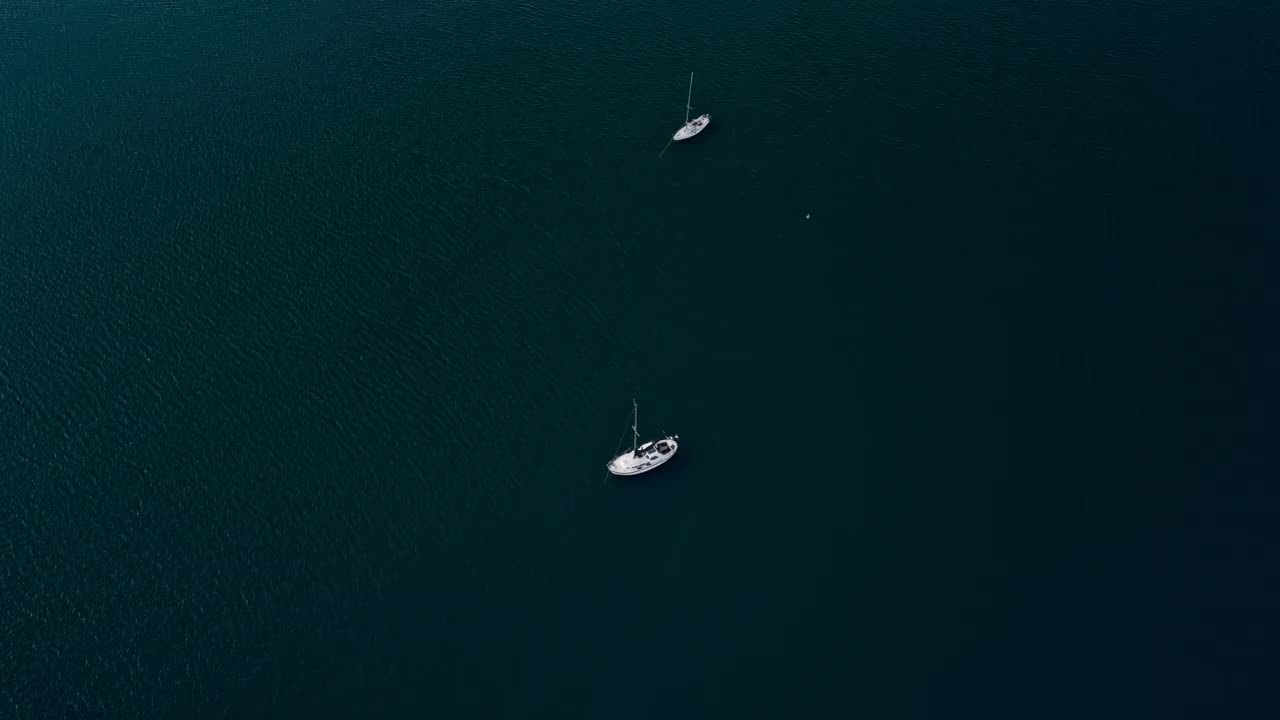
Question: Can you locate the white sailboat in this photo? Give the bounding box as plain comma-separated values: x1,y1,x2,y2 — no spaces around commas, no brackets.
607,400,679,476
672,72,710,141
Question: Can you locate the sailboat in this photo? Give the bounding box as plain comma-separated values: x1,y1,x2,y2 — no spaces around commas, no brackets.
672,72,710,141
607,400,679,476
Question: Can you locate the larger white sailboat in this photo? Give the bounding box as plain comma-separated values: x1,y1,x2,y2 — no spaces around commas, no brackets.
672,72,710,141
607,400,679,476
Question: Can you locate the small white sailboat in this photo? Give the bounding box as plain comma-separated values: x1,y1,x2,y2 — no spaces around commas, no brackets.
672,72,710,141
607,400,679,476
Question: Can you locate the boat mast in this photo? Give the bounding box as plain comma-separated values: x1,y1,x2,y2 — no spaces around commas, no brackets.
632,400,639,454
685,72,693,124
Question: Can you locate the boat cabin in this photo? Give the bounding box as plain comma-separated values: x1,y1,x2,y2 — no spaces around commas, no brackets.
636,440,674,457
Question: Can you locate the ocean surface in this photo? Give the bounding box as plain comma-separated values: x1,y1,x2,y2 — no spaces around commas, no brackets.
2,1,1277,717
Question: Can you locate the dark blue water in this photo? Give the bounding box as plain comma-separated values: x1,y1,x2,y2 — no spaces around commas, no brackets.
3,1,1277,717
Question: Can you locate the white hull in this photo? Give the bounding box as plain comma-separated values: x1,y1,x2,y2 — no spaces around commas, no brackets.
608,436,679,476
673,114,710,141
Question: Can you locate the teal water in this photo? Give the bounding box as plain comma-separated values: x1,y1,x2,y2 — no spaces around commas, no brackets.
3,1,1278,717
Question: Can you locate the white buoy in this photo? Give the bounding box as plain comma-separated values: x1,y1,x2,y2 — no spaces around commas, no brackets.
805,213,811,220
